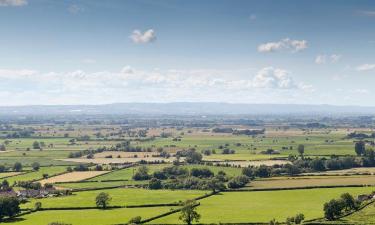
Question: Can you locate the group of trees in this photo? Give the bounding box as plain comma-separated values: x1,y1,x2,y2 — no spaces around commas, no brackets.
0,196,20,220
132,165,246,191
323,193,359,220
0,162,24,173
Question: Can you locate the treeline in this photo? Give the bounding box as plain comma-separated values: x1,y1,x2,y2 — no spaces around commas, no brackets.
347,132,375,139
212,127,265,136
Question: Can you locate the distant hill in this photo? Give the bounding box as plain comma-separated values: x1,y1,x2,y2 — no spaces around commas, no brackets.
1,102,375,115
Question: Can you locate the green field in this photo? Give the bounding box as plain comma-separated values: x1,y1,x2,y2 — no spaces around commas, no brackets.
22,188,207,209
1,166,68,184
8,207,175,225
152,187,375,224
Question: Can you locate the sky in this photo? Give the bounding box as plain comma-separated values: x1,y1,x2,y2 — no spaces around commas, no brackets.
1,0,375,106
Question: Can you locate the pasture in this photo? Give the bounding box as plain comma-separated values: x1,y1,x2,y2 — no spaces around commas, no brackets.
151,187,375,224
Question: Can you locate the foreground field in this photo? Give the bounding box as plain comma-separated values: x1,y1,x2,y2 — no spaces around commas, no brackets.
151,187,375,224
22,188,207,209
8,207,175,225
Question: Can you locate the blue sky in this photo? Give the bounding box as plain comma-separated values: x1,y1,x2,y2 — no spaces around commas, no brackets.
1,0,375,105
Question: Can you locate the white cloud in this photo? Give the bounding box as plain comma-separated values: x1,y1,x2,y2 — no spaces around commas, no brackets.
356,64,375,71
252,67,296,89
0,0,27,6
130,29,156,44
68,4,84,14
258,38,308,53
315,54,342,64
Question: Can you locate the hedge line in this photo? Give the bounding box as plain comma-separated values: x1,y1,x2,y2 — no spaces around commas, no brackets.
30,203,181,211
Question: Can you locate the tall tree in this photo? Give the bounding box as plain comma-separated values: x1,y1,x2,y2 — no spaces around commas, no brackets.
297,144,305,159
355,141,365,156
95,192,111,209
179,200,201,225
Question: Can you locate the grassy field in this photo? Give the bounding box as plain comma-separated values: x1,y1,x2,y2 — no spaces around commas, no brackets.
151,187,375,224
22,188,208,209
8,207,176,225
248,175,375,189
1,166,68,184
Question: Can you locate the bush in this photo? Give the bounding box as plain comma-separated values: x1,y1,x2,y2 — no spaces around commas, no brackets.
227,175,249,189
133,166,150,180
128,216,142,224
149,178,162,189
190,168,214,178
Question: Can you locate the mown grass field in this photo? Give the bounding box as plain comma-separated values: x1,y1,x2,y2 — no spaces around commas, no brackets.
8,207,175,225
247,175,375,189
22,188,208,209
151,187,375,224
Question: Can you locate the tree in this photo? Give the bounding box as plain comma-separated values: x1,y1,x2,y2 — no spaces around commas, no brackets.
95,192,111,209
355,141,365,156
1,180,9,191
32,162,40,171
34,202,42,211
207,178,226,193
242,167,254,178
13,162,22,172
0,144,6,151
286,214,304,225
148,178,162,189
32,141,40,149
133,166,150,180
340,193,358,211
179,200,200,225
294,213,305,224
324,199,344,220
0,196,20,220
297,144,305,159
310,158,325,171
185,149,202,164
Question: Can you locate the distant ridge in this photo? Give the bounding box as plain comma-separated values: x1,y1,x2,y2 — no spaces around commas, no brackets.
0,102,375,115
